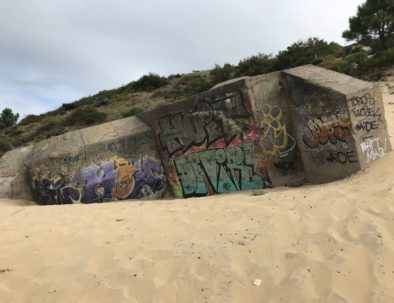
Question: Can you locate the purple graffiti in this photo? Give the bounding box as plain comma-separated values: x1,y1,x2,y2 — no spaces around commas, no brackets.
130,155,165,198
33,155,165,204
75,161,117,203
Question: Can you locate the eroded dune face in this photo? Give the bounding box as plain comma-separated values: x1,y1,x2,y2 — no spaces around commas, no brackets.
0,84,393,303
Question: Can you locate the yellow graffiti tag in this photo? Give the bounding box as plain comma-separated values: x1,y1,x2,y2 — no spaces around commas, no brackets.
258,104,295,158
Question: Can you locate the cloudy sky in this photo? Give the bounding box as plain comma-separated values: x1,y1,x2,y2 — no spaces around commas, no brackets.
0,0,364,118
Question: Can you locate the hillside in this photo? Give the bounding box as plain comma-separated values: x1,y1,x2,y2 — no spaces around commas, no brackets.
1,38,393,157
0,70,212,152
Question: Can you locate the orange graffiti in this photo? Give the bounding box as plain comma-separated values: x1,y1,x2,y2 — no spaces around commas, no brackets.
112,158,135,199
303,115,351,148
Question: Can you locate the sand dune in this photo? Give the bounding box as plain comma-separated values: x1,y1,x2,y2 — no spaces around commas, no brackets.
0,85,393,303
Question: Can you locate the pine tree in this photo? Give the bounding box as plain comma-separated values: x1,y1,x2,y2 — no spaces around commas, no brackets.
342,0,394,50
0,108,19,129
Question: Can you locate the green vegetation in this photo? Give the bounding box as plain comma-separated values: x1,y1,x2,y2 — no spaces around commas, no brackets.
0,0,393,158
63,107,107,127
274,39,342,69
211,63,237,83
0,135,12,155
122,106,143,118
342,0,394,50
0,108,19,130
62,102,78,111
121,73,169,92
209,38,343,84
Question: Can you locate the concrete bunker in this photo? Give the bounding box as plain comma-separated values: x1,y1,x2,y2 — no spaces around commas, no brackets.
0,65,391,204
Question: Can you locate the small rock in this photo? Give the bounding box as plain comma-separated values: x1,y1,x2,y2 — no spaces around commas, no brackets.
252,190,265,196
252,279,262,287
0,268,12,274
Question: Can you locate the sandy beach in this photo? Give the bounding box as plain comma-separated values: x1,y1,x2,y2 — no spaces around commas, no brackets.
0,84,393,303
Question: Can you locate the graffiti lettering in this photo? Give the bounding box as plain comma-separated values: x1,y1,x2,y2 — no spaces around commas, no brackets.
34,177,81,205
54,154,83,165
354,120,379,133
349,94,381,120
158,92,255,156
33,155,165,204
326,151,358,164
303,115,351,149
257,104,296,158
360,137,387,163
173,143,270,197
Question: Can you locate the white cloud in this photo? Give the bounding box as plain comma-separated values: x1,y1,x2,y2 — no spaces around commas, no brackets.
0,0,364,116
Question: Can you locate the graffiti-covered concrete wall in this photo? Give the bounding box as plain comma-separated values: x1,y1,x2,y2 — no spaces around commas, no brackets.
284,65,391,184
347,86,391,169
27,116,166,204
139,79,272,198
0,65,390,204
248,72,305,187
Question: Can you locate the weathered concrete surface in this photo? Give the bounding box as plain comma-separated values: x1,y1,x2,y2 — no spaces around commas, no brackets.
28,116,167,204
139,78,272,198
247,72,305,187
347,85,392,170
0,145,33,199
284,65,391,184
139,65,391,197
1,65,390,204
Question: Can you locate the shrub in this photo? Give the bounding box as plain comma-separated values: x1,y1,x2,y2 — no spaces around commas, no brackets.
236,54,274,77
168,73,182,79
363,48,394,69
62,103,78,111
319,55,345,72
123,73,169,92
122,106,143,118
64,107,107,127
0,136,12,155
94,98,110,107
210,63,237,84
338,52,369,75
34,118,63,138
19,114,48,126
169,74,213,96
274,38,343,70
193,77,213,93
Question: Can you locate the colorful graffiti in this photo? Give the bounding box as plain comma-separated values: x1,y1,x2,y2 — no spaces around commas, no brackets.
174,143,269,197
156,91,270,198
257,104,296,159
299,91,360,166
303,114,351,149
158,92,258,156
33,155,165,205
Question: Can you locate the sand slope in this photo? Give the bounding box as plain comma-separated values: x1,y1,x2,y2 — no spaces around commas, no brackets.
0,86,393,303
